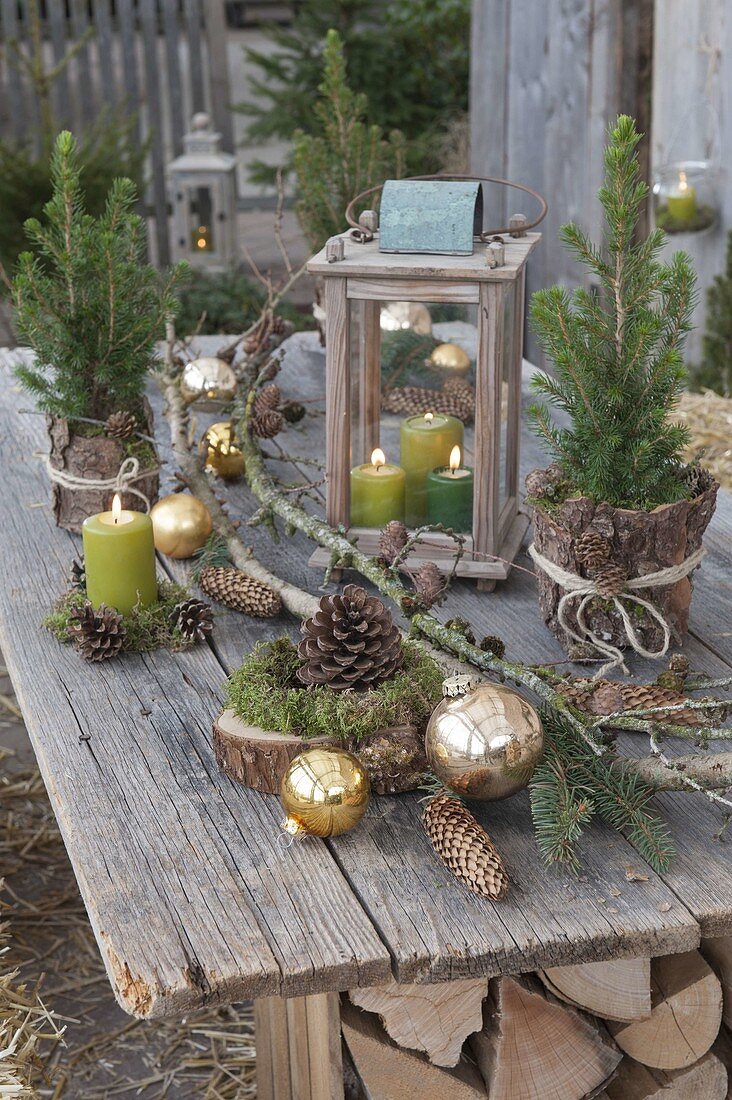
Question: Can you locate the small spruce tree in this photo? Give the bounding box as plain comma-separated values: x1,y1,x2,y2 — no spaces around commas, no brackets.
12,131,187,422
292,29,406,250
530,115,696,511
690,229,732,396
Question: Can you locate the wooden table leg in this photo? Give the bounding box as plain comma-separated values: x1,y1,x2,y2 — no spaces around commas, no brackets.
255,992,344,1100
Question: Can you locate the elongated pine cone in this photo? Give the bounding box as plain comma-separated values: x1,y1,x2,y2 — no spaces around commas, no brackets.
575,531,611,570
169,597,213,642
199,566,282,618
104,410,138,440
592,561,628,599
381,382,475,423
69,558,86,592
297,584,403,691
422,795,509,900
412,561,444,607
559,678,711,727
252,409,284,439
68,602,126,662
254,384,281,414
379,520,408,565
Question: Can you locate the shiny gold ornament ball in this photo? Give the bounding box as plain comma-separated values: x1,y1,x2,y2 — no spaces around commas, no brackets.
281,747,370,838
425,679,544,800
429,343,472,378
150,494,213,559
199,421,245,480
180,358,237,404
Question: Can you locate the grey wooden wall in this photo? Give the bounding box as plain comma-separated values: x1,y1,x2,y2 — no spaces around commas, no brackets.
652,0,731,365
0,0,233,266
470,0,651,362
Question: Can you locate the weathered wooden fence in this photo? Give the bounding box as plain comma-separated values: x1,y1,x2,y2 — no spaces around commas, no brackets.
0,0,233,266
470,0,652,362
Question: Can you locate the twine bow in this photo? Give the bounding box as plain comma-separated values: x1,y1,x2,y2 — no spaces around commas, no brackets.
43,454,153,511
528,543,706,678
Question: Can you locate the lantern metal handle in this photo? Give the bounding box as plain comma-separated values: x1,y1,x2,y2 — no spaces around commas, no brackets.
344,174,548,243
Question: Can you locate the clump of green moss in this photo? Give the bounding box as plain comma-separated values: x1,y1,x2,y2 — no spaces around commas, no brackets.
226,637,444,742
44,580,196,653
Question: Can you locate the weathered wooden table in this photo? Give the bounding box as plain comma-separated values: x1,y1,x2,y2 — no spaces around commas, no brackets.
1,334,731,1097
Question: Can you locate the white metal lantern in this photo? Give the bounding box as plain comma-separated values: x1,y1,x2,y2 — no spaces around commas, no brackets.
168,113,238,270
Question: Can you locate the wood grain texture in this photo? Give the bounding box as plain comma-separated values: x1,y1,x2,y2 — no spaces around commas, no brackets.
602,1051,728,1100
324,278,351,528
213,709,337,794
349,977,488,1066
541,957,651,1021
308,233,540,281
608,951,723,1069
355,299,381,465
473,281,504,562
701,936,732,1029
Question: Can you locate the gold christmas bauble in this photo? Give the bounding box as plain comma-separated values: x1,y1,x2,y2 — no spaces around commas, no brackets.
281,747,370,838
150,494,213,559
429,343,472,377
180,358,237,404
380,301,432,335
425,677,543,800
199,421,245,480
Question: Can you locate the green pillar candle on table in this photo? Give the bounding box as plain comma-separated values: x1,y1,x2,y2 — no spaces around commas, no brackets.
427,445,474,531
400,412,464,526
667,170,697,228
350,449,405,527
82,494,158,615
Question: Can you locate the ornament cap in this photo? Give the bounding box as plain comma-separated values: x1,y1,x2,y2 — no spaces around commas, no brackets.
442,672,473,698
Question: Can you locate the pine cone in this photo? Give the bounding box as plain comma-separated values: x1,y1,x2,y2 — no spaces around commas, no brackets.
252,409,284,439
68,602,126,662
105,410,138,440
480,634,506,659
169,598,213,642
558,677,709,727
412,562,444,607
297,584,403,691
69,558,86,592
524,463,564,500
379,520,408,565
422,795,508,901
349,727,428,795
381,383,475,423
593,561,628,599
199,566,282,618
575,531,611,569
254,384,281,414
282,400,306,424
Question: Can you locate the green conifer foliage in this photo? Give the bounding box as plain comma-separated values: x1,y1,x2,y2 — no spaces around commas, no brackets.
292,29,406,250
12,132,187,422
690,229,732,396
529,116,696,510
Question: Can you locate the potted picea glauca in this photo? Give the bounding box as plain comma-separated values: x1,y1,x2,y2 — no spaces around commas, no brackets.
12,131,187,531
526,116,718,659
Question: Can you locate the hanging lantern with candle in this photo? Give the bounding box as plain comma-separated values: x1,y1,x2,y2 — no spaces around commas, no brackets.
653,161,719,235
168,113,238,271
306,175,547,590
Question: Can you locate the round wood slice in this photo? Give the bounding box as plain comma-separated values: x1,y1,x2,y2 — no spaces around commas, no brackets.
541,957,651,1021
213,709,338,794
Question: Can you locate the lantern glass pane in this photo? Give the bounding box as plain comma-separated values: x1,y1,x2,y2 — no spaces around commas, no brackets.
188,185,215,252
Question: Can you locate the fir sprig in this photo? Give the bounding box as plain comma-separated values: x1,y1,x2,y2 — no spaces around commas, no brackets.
529,116,696,510
12,131,188,421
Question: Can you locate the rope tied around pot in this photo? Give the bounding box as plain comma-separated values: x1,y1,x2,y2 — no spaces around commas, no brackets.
42,454,153,511
528,543,706,678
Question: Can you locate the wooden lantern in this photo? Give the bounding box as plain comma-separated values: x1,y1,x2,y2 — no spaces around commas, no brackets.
307,209,541,590
168,113,238,271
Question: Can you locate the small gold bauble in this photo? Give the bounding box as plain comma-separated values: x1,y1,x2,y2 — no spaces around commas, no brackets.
429,343,472,377
380,301,432,335
150,494,213,559
199,421,245,480
425,679,544,800
180,357,237,404
280,747,371,838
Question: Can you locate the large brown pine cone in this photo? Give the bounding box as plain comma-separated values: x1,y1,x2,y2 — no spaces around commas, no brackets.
381,382,475,423
592,561,628,599
575,531,611,570
422,795,508,900
199,566,282,618
68,602,126,662
559,677,711,726
297,584,403,691
169,598,213,642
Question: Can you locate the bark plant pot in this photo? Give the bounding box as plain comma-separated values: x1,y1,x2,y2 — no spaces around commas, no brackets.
531,467,718,656
47,398,160,532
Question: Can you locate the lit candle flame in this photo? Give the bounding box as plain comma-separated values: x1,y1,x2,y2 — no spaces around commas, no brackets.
112,493,122,525
678,170,688,193
371,447,386,471
424,412,434,425
449,445,461,474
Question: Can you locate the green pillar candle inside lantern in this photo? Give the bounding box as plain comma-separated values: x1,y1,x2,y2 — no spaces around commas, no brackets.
400,413,464,526
82,494,158,614
427,446,474,531
350,449,405,527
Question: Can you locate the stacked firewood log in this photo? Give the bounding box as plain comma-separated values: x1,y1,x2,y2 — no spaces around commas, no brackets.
337,939,732,1099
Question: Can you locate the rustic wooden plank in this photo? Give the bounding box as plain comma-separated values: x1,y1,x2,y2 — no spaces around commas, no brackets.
94,0,116,108
184,0,206,113
116,0,142,127
346,279,479,305
139,0,171,267
255,997,293,1100
474,281,504,562
469,0,509,227
69,0,94,126
324,277,351,528
203,0,234,151
355,299,381,465
161,0,185,156
1,0,27,141
47,2,71,127
308,234,541,281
